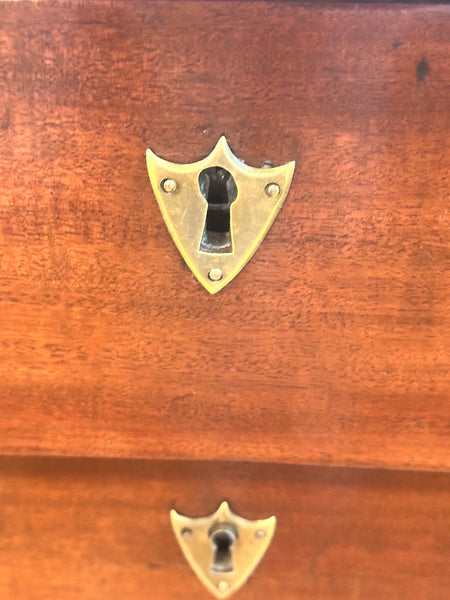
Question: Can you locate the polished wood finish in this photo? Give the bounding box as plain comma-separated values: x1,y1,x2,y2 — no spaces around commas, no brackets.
0,456,448,600
1,3,449,598
0,1,449,470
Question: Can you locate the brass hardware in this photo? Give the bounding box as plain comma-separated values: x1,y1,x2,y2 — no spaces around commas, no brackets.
170,501,276,598
265,182,281,198
161,178,178,193
146,137,295,293
208,267,223,282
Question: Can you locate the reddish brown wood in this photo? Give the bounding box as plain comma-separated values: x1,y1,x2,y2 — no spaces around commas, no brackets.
0,456,448,600
0,1,449,469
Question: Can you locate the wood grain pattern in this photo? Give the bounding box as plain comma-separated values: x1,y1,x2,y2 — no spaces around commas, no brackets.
0,1,449,469
0,456,449,600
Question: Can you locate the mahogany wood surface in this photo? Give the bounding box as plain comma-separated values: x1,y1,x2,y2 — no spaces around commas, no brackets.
0,1,449,469
0,456,449,600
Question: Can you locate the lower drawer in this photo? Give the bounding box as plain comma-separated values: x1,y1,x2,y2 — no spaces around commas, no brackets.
0,457,448,600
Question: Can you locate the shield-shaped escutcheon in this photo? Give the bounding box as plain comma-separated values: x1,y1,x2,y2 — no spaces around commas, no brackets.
170,501,276,598
146,137,295,293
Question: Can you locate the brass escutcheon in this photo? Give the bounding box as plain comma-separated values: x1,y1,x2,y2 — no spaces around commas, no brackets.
170,501,276,598
146,137,295,293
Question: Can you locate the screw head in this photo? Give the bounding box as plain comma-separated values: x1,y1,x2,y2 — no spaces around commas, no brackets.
255,529,266,539
181,527,193,537
208,268,223,282
265,183,280,198
218,581,229,592
161,178,178,193
260,160,274,169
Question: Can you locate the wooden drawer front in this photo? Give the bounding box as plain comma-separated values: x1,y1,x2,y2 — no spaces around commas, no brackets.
0,457,449,600
0,1,449,470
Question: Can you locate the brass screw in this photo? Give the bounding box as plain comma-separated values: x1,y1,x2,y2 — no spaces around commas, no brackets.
181,528,193,537
218,581,229,592
208,268,223,282
265,183,280,198
162,178,178,193
261,160,274,169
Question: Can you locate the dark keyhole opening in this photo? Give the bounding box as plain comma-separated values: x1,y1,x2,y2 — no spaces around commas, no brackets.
198,166,238,254
209,524,237,573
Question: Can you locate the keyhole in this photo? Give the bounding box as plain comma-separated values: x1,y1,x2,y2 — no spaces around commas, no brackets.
209,523,237,573
198,166,238,254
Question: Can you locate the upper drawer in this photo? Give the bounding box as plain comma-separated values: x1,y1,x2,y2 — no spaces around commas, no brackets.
0,1,449,470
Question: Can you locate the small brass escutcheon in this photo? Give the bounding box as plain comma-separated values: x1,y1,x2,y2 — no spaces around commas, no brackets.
146,137,295,293
170,501,276,598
